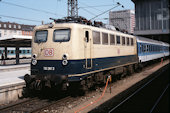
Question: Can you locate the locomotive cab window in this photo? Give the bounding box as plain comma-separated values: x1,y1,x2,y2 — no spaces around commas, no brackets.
53,29,70,42
35,30,48,43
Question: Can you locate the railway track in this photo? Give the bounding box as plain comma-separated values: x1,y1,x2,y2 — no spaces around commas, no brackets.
89,63,169,113
0,96,72,113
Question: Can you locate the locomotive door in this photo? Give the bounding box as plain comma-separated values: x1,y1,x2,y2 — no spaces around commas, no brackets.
84,29,93,69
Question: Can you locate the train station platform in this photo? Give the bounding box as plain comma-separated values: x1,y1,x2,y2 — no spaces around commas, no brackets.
0,64,30,105
0,63,30,72
0,67,29,87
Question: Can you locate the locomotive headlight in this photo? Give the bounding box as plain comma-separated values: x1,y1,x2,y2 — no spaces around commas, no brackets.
32,59,37,65
32,54,37,59
62,60,68,66
62,54,68,60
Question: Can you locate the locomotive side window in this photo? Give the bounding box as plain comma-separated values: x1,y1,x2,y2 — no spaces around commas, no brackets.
85,31,89,42
116,35,120,45
93,31,100,44
122,37,125,45
53,29,70,42
110,34,115,45
102,33,108,45
35,30,48,43
131,38,134,46
127,37,130,46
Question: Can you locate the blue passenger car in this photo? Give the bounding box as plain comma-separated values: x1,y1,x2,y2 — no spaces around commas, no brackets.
136,36,168,63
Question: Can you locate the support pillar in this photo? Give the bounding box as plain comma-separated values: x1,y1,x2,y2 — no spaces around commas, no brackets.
16,46,19,65
4,46,7,60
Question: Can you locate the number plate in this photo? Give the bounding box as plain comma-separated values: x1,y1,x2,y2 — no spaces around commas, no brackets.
44,48,54,56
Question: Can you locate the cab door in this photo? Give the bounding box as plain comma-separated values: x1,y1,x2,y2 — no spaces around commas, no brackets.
84,29,93,69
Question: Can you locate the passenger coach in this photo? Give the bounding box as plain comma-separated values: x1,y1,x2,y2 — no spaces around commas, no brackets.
137,36,169,63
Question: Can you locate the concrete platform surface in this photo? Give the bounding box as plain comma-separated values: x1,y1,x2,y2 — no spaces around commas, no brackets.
0,69,30,87
0,64,30,71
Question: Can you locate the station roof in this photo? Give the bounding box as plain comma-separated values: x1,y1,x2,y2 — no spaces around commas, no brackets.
0,35,32,47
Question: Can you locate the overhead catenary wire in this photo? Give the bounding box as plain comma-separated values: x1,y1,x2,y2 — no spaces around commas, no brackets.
79,1,103,12
0,15,42,23
90,3,123,21
79,4,118,9
0,1,65,17
80,8,96,16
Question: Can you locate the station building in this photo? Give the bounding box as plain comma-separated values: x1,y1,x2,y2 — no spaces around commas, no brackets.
109,9,135,34
132,0,170,43
0,21,34,38
0,21,35,64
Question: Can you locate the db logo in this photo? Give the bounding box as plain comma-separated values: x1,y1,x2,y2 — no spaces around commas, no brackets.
44,48,54,56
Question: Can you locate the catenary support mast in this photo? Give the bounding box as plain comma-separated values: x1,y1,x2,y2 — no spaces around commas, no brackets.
68,0,78,18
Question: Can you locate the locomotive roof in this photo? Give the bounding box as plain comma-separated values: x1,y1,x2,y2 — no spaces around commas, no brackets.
35,22,134,38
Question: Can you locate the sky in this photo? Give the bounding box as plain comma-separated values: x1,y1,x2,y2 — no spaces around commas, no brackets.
0,0,134,25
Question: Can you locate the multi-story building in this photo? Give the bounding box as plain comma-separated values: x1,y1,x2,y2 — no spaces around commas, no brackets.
132,0,169,43
0,21,35,39
109,9,135,34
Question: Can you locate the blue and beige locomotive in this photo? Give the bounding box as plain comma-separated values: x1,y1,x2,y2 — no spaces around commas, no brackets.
24,19,169,91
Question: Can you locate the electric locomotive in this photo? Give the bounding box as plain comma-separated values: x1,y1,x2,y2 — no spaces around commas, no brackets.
24,19,139,91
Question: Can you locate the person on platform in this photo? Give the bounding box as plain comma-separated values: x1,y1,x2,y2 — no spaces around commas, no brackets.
1,53,5,65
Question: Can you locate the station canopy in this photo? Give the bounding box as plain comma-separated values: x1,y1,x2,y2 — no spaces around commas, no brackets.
0,35,32,47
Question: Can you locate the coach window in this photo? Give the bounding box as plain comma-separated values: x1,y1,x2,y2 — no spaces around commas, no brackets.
93,31,100,44
102,33,108,45
27,50,30,53
122,37,125,45
131,38,134,46
53,29,70,42
147,45,149,52
139,44,141,53
11,50,14,54
110,34,115,45
127,37,130,46
116,35,121,45
143,45,146,52
141,45,143,52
